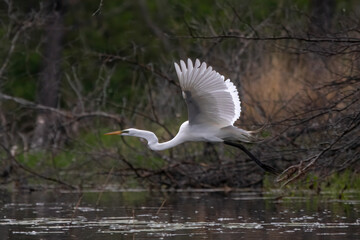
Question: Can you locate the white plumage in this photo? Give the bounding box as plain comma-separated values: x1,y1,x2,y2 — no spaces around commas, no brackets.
174,59,241,127
106,59,254,151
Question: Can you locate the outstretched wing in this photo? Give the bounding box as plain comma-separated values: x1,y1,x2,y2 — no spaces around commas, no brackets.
174,59,241,127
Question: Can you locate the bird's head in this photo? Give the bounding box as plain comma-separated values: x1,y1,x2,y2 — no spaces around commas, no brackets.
104,128,158,146
104,128,133,136
104,128,155,138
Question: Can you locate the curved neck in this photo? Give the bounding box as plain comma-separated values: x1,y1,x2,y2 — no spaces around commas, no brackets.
133,129,184,151
148,133,184,151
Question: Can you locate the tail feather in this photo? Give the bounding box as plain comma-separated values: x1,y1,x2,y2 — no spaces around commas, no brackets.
235,128,259,143
221,126,263,143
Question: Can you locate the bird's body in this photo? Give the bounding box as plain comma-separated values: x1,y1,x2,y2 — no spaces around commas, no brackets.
122,122,254,151
106,59,278,174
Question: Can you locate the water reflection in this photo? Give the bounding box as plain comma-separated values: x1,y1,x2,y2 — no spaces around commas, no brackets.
0,190,359,239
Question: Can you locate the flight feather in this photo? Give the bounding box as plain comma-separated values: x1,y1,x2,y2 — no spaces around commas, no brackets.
174,59,241,127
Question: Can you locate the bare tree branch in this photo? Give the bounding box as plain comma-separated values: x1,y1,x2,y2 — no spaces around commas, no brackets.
0,93,123,123
178,33,360,43
94,53,180,88
0,142,77,189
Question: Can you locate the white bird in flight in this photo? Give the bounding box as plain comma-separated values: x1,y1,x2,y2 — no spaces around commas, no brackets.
106,59,278,174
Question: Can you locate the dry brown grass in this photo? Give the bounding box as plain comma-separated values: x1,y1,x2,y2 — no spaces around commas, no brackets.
241,51,339,124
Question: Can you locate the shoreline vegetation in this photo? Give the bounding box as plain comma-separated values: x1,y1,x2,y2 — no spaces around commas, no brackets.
1,1,359,192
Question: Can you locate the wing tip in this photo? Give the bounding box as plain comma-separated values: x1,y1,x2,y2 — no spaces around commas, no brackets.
225,79,241,124
174,62,181,80
195,59,201,68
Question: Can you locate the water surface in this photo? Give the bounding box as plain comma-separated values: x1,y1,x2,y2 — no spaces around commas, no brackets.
0,190,359,239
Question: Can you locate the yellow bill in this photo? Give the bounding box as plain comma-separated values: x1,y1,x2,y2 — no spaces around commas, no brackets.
104,130,123,135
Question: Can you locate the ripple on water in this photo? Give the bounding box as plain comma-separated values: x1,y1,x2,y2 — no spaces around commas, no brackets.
1,191,359,239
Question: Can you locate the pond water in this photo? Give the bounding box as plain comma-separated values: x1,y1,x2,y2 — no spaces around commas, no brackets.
0,189,359,239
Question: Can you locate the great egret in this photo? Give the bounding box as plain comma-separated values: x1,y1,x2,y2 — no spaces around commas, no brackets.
105,59,278,174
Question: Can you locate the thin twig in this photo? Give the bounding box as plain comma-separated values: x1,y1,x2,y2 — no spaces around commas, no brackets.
156,198,167,215
93,53,180,87
0,93,123,123
178,33,360,43
0,143,77,189
65,72,85,112
96,167,114,206
277,111,360,186
71,193,84,220
92,0,103,16
0,23,31,79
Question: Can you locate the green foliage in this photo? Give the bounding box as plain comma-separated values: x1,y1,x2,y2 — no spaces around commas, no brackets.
264,170,360,196
17,152,44,168
323,170,360,192
17,150,74,169
5,51,41,100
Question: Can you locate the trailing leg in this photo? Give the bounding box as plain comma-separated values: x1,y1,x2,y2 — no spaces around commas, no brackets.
224,141,280,175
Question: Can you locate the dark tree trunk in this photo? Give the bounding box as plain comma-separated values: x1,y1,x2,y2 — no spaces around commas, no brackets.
32,0,65,149
309,0,335,35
